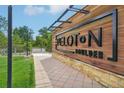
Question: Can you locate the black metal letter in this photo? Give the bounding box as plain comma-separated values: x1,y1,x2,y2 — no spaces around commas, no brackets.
67,35,74,46
88,27,102,47
107,9,118,62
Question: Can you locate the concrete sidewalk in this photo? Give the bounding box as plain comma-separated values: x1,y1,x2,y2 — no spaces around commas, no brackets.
33,53,105,88
33,53,52,88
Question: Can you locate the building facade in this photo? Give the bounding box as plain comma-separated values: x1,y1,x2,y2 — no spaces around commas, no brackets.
52,5,124,87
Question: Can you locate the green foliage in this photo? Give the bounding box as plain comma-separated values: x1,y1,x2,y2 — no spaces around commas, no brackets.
0,16,7,31
24,42,32,51
33,27,52,52
13,33,24,52
46,32,52,52
0,16,7,51
35,36,47,48
13,26,34,53
13,26,33,42
38,27,48,37
0,31,7,48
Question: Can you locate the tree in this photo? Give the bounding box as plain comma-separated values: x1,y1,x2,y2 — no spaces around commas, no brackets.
33,27,52,52
13,26,34,55
0,31,7,48
0,16,7,55
13,33,23,53
35,36,47,48
0,16,7,31
13,26,33,42
38,27,48,37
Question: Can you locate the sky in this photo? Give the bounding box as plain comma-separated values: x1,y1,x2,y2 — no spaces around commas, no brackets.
0,5,82,39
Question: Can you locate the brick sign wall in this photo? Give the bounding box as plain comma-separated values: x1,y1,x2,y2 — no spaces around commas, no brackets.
52,6,124,76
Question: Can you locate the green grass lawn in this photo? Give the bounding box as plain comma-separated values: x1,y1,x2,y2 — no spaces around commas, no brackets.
0,56,35,88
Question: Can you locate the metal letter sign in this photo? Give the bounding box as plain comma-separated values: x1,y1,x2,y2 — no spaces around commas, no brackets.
55,9,118,62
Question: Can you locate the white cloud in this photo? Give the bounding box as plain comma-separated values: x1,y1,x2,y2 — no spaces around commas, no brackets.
24,5,69,16
49,5,69,14
24,6,45,16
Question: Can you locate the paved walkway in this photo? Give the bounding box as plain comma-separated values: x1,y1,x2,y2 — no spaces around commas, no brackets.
33,53,105,88
33,53,52,88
